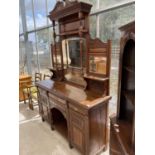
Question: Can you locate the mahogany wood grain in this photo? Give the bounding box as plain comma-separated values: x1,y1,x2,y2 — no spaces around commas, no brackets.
36,80,111,155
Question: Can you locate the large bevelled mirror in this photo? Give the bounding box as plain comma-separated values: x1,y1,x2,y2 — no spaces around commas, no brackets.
62,37,86,87
68,39,81,67
62,37,86,69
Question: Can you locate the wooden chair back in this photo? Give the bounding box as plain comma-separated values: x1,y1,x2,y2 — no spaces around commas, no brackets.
43,74,51,80
34,73,42,82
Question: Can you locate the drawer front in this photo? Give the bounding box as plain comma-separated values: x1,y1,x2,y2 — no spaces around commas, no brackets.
70,109,84,130
48,93,67,113
49,93,66,104
69,104,87,115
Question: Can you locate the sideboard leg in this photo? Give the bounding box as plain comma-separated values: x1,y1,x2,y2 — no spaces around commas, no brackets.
69,142,73,149
51,125,55,131
41,117,45,122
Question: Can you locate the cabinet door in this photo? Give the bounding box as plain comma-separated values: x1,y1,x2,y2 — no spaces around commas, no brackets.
70,109,85,152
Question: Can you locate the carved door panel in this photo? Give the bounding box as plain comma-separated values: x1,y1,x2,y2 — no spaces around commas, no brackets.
70,109,85,152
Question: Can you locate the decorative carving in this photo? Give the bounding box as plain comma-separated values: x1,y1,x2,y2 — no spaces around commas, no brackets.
89,38,108,49
49,1,92,21
49,0,78,14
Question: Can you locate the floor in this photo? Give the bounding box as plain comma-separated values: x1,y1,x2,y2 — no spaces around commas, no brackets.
19,102,110,155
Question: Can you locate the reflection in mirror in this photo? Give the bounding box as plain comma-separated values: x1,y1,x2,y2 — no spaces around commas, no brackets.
56,48,61,68
52,43,62,69
62,38,86,87
89,56,107,74
62,40,68,69
68,39,80,67
62,38,86,69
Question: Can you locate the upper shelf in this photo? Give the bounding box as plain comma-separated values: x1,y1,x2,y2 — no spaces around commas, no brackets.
57,29,88,36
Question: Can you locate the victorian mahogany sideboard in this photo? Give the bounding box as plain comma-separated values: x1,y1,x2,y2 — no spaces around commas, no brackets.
36,80,111,155
36,1,112,155
110,21,135,155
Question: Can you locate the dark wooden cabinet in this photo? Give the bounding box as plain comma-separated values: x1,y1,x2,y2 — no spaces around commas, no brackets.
110,21,135,155
36,80,111,155
36,1,112,155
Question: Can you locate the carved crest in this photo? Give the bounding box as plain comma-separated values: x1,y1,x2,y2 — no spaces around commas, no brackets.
48,0,92,21
49,0,78,14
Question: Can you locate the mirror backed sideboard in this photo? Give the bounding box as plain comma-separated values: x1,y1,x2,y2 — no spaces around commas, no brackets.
36,1,112,155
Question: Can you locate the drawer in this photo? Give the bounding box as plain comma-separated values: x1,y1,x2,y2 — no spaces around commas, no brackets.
48,93,67,110
49,93,66,104
69,104,87,115
70,110,84,130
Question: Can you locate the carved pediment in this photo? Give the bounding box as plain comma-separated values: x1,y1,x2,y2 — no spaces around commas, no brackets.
65,0,78,5
49,0,78,14
49,1,63,14
48,0,92,21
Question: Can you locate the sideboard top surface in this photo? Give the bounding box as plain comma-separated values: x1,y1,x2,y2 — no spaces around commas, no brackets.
36,80,111,109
